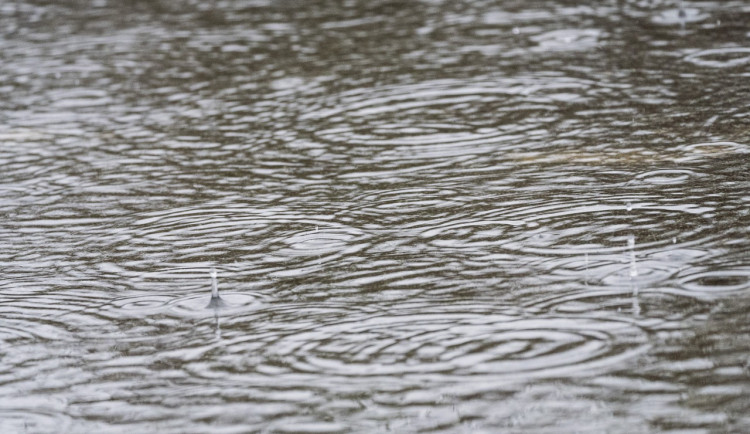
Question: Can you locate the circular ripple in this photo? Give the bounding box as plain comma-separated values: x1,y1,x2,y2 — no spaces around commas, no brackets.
634,169,697,185
419,198,715,256
253,309,648,379
110,294,172,311
676,141,750,160
600,247,710,287
131,206,282,244
168,292,264,315
97,286,266,319
419,218,529,248
530,29,602,52
678,267,750,295
297,76,598,167
273,226,369,258
684,48,750,68
538,253,678,288
345,187,466,227
0,308,80,343
128,206,370,269
652,8,709,26
504,204,711,255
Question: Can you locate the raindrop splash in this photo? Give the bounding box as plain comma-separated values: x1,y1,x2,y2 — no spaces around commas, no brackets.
207,267,227,309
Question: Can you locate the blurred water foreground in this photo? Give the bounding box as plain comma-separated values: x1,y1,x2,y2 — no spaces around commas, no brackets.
1,0,749,432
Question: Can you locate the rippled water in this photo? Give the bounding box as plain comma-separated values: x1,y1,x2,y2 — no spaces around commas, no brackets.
1,0,749,432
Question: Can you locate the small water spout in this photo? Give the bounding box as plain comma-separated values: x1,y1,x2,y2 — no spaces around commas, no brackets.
207,267,227,309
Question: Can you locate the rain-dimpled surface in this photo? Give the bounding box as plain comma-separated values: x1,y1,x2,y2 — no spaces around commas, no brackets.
1,0,749,432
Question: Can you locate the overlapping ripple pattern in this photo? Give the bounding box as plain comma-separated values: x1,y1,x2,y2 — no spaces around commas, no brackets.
1,0,749,432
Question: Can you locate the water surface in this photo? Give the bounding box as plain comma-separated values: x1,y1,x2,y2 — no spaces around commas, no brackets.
1,0,749,432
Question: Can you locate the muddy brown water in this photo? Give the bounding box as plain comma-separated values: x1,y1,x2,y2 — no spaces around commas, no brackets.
1,0,749,432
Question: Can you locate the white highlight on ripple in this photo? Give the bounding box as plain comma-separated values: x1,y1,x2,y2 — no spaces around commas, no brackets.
675,141,750,161
684,48,750,68
634,169,696,185
530,29,603,52
275,226,368,257
677,267,750,296
652,8,709,26
419,219,527,248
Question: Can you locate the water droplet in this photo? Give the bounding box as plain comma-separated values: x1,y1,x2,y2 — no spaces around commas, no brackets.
628,235,638,281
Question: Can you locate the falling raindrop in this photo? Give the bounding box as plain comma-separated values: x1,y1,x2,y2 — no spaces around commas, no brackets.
628,235,638,278
628,234,639,297
632,295,641,317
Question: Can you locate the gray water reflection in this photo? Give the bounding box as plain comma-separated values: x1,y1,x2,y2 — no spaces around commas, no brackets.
1,0,749,432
